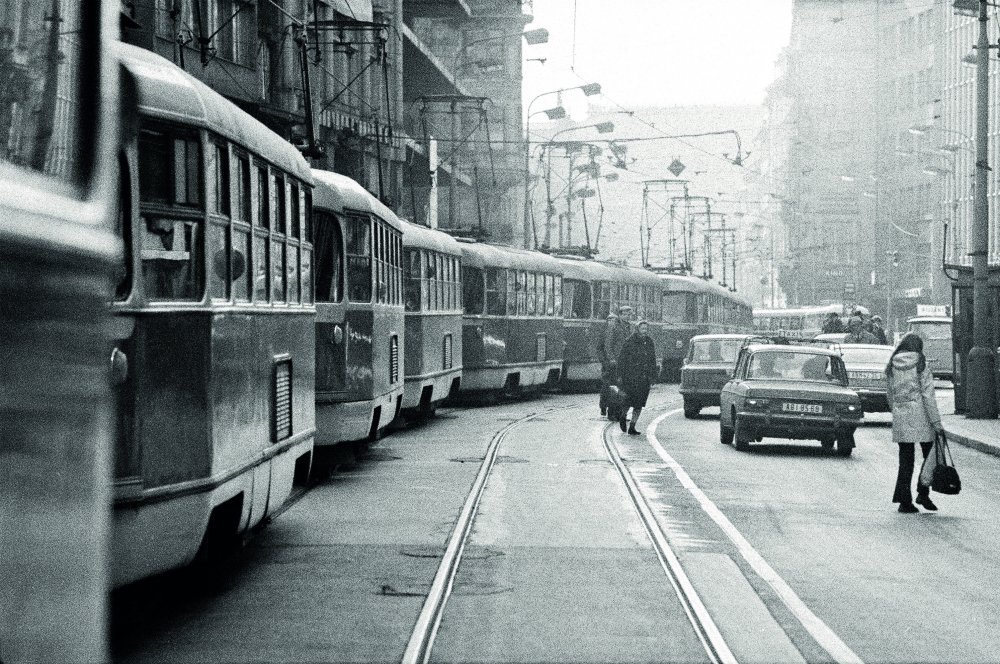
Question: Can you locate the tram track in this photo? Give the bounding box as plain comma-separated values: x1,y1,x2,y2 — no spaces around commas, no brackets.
400,402,583,664
601,417,737,664
400,392,737,664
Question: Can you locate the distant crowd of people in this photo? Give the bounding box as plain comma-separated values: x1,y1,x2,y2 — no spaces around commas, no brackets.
821,310,890,345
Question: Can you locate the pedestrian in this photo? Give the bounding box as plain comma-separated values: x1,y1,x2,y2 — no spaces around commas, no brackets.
603,306,634,421
598,313,618,416
822,312,845,334
617,319,658,435
844,316,878,344
870,315,889,345
886,333,944,513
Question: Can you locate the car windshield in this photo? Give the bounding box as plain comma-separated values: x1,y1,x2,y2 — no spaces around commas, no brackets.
840,347,892,366
909,322,951,341
692,339,742,363
748,350,841,383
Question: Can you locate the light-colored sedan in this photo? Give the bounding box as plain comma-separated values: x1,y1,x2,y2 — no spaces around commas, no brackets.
839,344,893,413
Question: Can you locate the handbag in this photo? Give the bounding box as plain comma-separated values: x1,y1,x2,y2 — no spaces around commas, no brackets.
931,432,961,495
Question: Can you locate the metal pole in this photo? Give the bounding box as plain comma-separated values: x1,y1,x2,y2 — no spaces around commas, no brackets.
449,99,457,229
522,105,533,248
543,146,554,247
566,150,575,247
967,0,997,418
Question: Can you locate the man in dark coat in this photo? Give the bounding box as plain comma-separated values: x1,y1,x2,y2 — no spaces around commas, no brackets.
822,312,845,334
598,313,617,416
602,305,634,420
617,320,658,435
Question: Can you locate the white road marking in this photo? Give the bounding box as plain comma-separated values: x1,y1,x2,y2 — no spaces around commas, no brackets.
645,409,865,664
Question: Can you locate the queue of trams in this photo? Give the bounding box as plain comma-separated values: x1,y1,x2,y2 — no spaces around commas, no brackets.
1,6,752,659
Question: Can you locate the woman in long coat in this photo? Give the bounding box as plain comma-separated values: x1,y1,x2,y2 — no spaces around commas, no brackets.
617,320,658,435
886,333,943,513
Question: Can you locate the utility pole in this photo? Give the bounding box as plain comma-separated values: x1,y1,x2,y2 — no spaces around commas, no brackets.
966,0,997,418
566,148,575,247
449,99,458,228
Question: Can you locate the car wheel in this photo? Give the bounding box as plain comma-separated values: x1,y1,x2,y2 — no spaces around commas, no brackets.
820,436,835,450
734,415,752,451
720,421,734,445
837,431,855,457
684,398,700,419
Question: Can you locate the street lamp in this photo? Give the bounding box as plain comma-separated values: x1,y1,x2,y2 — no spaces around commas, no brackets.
522,82,602,248
451,28,549,81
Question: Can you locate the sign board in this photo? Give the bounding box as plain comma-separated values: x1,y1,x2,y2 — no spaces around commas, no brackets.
904,287,924,299
668,159,686,177
916,304,949,317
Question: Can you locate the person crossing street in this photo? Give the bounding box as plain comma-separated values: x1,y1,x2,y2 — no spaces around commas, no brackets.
617,320,658,435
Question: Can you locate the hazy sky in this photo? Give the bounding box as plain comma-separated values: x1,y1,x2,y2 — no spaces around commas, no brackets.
522,0,795,110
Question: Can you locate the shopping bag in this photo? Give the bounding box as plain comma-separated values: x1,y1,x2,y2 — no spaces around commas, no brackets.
917,442,938,491
931,432,961,495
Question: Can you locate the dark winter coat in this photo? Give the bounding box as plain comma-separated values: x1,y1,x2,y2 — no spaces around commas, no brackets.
618,333,657,408
603,321,632,369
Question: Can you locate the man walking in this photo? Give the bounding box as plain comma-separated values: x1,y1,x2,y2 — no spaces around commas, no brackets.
844,316,878,344
598,313,617,416
603,306,634,421
618,320,658,435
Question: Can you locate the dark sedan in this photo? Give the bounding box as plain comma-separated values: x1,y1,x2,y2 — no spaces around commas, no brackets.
840,344,893,412
679,333,752,418
719,344,863,456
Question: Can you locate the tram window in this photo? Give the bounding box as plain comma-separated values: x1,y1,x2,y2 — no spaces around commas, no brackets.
233,229,251,302
138,129,170,203
463,266,485,315
274,175,286,234
176,138,201,206
346,214,372,302
115,158,133,301
436,253,445,310
554,276,563,317
208,221,229,300
302,247,313,304
234,153,251,223
257,166,270,228
140,216,204,300
313,211,343,303
566,279,590,319
290,184,301,239
208,143,230,216
0,0,86,182
303,190,313,240
486,267,505,316
287,244,299,303
405,249,421,311
594,281,610,319
254,233,269,301
524,273,534,315
455,258,463,309
271,240,286,302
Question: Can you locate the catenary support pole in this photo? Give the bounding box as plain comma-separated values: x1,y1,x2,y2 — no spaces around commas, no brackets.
967,0,997,418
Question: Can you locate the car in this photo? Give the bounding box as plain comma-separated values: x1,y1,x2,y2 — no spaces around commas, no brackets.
906,316,953,380
719,343,863,456
839,344,893,412
679,333,752,417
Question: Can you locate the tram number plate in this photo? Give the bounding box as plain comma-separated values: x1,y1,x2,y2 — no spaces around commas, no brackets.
782,402,821,414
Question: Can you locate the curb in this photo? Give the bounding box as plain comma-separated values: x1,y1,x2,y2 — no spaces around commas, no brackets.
943,427,1000,458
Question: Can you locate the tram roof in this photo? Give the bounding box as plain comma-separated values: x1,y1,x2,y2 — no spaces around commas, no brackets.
754,304,844,317
457,241,564,273
555,256,662,285
399,219,463,256
658,273,752,308
116,44,311,183
310,169,404,232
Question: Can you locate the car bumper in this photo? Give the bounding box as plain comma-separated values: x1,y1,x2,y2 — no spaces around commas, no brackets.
680,387,722,405
855,390,890,412
738,411,862,439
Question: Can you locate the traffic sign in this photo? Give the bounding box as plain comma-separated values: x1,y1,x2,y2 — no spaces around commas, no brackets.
668,159,686,177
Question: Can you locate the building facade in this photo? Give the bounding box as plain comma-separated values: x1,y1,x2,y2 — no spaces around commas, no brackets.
121,0,528,240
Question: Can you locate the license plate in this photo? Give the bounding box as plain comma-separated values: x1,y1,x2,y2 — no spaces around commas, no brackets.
782,402,822,414
850,371,882,381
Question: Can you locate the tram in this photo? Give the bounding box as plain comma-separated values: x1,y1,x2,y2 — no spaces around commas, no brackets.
558,256,665,383
110,45,316,587
752,303,844,338
401,219,464,413
657,274,753,380
1,1,119,659
312,169,405,445
459,241,565,393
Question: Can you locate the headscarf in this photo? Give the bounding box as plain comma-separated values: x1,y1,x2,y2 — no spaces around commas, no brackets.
885,332,926,376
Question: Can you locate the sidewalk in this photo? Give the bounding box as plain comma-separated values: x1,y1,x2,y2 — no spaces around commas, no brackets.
936,384,1000,457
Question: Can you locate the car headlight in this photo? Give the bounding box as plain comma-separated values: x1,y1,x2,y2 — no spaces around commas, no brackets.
746,397,769,410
